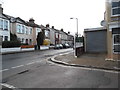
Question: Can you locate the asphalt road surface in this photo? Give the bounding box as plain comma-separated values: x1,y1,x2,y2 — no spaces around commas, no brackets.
1,48,119,89
2,48,73,69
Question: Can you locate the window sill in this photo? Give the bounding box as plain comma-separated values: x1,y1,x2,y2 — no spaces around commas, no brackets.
111,14,120,17
17,33,25,34
4,29,8,31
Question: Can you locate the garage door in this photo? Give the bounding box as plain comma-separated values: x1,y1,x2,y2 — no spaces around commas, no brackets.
85,30,107,53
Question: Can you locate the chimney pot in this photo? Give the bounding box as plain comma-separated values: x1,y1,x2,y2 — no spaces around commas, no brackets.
46,24,49,27
29,18,35,23
52,26,54,29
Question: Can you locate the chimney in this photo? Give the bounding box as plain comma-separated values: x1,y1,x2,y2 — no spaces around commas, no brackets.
29,18,35,23
0,4,3,14
61,28,63,32
52,26,54,29
46,24,49,28
68,31,70,34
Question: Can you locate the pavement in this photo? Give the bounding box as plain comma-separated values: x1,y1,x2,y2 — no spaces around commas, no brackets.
50,52,120,71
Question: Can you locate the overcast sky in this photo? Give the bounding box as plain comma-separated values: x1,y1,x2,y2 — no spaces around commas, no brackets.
2,0,105,35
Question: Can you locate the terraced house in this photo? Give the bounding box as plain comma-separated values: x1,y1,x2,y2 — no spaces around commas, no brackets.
0,4,10,41
26,18,43,45
10,17,33,45
105,0,120,60
1,4,73,47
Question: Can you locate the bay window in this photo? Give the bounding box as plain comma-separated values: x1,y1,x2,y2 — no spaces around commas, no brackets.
4,20,9,30
30,28,32,34
26,27,28,34
17,24,21,33
22,25,25,33
0,19,3,29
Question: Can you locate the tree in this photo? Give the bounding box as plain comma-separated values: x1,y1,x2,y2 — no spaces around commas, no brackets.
36,31,45,50
10,32,18,41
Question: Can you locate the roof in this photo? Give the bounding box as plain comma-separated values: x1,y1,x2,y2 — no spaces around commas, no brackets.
26,21,40,27
16,17,27,24
3,14,14,19
84,27,107,32
1,14,10,20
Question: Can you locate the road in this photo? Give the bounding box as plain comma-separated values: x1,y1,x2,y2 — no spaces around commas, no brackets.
2,48,73,69
1,48,119,89
1,49,73,81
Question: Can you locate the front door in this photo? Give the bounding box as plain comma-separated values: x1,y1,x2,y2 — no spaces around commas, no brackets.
113,34,120,54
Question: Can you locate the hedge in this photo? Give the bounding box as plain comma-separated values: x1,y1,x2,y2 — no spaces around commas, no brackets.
2,41,21,48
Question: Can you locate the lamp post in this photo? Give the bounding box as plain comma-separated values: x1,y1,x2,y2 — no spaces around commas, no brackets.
70,17,78,36
70,17,78,58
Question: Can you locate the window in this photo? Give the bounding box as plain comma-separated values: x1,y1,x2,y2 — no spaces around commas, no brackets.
21,38,24,43
4,36,8,41
29,39,32,45
4,20,8,30
59,34,61,39
112,2,120,16
30,28,32,34
26,27,28,34
0,36,3,41
37,28,41,32
56,33,58,38
113,34,120,53
114,34,120,44
45,30,49,38
26,39,28,44
0,19,3,29
113,8,120,15
112,2,120,8
36,28,41,36
24,27,26,34
22,26,25,33
18,38,21,41
17,25,21,33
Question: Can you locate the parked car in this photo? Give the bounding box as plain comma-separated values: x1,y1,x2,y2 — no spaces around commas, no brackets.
59,44,63,49
49,44,55,49
62,43,70,48
54,44,63,49
54,44,60,49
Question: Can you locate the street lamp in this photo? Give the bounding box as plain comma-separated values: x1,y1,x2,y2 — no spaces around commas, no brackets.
70,17,79,58
70,17,78,36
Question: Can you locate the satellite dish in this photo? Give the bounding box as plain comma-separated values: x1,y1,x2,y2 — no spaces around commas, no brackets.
101,20,107,26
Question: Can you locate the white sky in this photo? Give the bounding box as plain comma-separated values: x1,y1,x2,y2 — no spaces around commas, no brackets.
2,0,105,35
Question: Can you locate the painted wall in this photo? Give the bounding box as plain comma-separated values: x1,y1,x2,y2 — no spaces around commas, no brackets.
11,23,33,45
0,18,10,41
105,0,120,60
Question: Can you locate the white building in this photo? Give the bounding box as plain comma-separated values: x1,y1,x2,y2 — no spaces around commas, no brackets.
0,4,10,41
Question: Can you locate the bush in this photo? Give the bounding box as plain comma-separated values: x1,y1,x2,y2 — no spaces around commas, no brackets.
21,43,28,45
2,41,21,48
